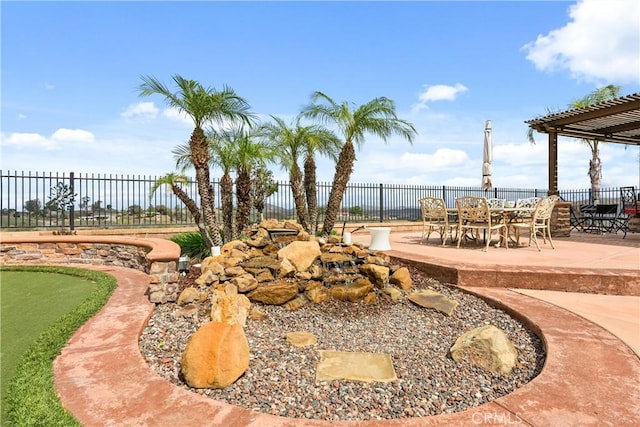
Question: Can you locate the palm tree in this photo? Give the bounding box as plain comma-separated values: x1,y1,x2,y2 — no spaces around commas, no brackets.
569,85,620,202
302,92,417,237
528,85,620,202
260,116,309,231
173,135,236,243
260,115,340,233
227,125,274,237
138,74,254,248
302,127,341,234
149,173,205,235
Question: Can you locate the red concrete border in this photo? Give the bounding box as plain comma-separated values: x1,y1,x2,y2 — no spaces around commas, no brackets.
391,249,639,296
53,265,640,426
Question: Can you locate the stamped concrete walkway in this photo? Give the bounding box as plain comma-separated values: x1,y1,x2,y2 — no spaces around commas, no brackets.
52,232,640,426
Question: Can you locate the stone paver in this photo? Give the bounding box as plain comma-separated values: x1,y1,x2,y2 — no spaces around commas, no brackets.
316,350,397,383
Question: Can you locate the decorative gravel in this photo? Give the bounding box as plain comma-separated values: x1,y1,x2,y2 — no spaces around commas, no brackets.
139,261,545,421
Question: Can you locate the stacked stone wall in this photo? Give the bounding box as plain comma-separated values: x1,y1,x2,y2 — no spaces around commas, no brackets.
0,238,180,295
551,201,570,237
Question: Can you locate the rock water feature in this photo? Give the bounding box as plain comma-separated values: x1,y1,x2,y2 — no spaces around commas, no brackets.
151,219,413,308
140,219,546,421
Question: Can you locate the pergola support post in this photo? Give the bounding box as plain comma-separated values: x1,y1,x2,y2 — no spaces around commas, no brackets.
548,131,558,196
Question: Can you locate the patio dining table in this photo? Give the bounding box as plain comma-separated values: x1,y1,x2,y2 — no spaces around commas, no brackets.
447,207,536,247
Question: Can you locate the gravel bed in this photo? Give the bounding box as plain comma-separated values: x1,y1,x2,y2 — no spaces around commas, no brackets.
139,261,545,421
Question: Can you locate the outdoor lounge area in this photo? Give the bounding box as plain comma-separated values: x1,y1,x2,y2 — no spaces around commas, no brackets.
569,186,640,237
419,195,559,252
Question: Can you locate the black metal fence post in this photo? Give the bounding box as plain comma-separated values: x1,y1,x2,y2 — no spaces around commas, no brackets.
69,172,75,231
379,183,384,223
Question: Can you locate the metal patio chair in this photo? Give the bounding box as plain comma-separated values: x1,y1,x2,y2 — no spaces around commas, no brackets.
455,196,508,251
419,197,457,246
510,195,559,251
620,186,640,238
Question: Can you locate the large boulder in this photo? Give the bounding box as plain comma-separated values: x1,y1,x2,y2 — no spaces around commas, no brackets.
449,325,518,375
304,281,330,304
389,267,413,290
180,321,250,389
200,257,226,276
277,240,321,272
210,291,251,326
231,274,258,293
177,287,203,305
359,264,389,288
329,278,374,302
246,280,299,305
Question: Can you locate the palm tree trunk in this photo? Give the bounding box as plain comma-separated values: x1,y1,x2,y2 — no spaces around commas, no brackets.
221,173,234,242
321,141,356,237
303,156,318,234
235,170,252,237
191,127,222,247
290,165,310,232
170,183,208,239
589,142,602,202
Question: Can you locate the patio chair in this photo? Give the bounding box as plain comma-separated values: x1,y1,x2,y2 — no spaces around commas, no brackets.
418,197,456,246
486,198,506,223
512,197,540,222
569,204,587,232
591,204,620,233
486,198,506,208
620,186,640,238
510,195,559,251
455,196,508,251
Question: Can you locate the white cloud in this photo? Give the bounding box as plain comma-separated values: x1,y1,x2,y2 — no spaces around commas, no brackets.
1,132,58,150
162,107,194,128
51,128,95,143
494,142,547,167
400,148,470,170
18,114,27,120
523,0,640,84
45,83,55,90
1,128,95,151
121,102,159,119
412,83,468,113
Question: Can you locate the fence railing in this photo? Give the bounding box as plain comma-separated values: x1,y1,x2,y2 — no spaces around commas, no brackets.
0,170,630,230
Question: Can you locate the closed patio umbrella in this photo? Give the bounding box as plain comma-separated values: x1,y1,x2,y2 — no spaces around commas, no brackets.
481,120,493,190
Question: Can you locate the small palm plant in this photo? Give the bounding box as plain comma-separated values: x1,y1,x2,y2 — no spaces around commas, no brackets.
302,92,417,237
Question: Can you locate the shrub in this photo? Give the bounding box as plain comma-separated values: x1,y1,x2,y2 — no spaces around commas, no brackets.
170,232,210,261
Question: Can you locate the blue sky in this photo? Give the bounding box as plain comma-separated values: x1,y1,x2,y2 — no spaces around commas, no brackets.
2,0,639,190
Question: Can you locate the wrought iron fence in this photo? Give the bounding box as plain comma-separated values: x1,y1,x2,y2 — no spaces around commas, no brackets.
0,169,630,230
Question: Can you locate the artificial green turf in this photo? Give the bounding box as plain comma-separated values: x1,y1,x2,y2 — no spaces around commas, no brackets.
0,266,116,426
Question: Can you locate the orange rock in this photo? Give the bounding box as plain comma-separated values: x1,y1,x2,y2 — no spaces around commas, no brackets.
180,322,249,389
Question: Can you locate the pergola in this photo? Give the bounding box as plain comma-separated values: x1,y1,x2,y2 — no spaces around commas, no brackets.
525,93,640,194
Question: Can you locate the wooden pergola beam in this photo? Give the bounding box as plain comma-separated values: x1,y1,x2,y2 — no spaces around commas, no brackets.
525,93,640,193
